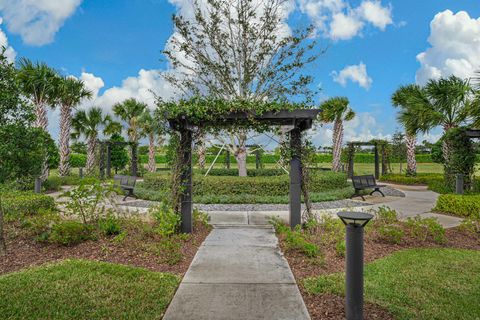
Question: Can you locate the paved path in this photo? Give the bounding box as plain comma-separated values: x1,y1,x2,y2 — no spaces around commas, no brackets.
163,225,310,320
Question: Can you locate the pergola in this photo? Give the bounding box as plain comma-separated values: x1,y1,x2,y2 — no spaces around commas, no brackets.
98,140,139,179
168,109,321,233
346,140,389,179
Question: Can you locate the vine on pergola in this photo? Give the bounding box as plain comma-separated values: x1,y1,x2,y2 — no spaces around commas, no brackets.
156,97,320,227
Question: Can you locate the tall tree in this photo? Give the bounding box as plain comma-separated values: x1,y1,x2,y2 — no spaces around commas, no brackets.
319,97,355,172
113,98,147,145
72,107,112,174
138,109,164,173
162,0,319,176
17,58,58,180
55,76,92,176
391,84,424,176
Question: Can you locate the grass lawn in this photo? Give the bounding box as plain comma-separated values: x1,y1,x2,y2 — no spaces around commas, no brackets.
0,259,180,320
303,248,480,320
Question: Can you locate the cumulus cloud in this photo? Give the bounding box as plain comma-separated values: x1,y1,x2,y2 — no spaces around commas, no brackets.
331,62,373,89
0,17,15,61
416,10,480,84
0,0,82,46
298,0,393,40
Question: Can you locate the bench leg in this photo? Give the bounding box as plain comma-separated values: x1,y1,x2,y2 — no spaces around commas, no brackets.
123,189,135,201
370,188,385,197
351,190,366,201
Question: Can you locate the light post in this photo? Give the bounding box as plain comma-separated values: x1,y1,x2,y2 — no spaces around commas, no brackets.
337,211,374,320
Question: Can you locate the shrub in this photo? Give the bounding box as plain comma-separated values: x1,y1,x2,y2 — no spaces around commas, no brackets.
193,208,210,227
44,176,100,192
380,173,444,186
335,239,346,257
198,168,287,177
0,192,56,219
284,229,320,258
150,202,181,237
21,209,61,240
156,237,183,265
98,213,122,236
434,194,480,219
405,216,445,244
377,225,404,244
49,220,94,246
69,153,87,168
459,217,480,236
374,206,399,225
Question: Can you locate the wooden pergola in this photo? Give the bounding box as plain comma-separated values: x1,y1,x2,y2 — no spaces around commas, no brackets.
168,109,321,233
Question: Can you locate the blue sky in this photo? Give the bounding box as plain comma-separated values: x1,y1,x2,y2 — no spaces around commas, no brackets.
1,0,479,146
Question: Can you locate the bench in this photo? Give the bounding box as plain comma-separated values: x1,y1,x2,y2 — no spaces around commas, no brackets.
351,175,385,201
114,175,137,201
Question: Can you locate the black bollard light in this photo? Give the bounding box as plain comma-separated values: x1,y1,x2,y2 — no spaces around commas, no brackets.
337,211,374,320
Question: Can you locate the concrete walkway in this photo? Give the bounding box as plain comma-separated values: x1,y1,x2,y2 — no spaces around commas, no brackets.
163,225,310,320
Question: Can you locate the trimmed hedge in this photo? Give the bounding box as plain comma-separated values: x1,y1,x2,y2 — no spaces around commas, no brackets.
434,194,480,219
44,176,101,192
197,168,287,176
142,171,349,197
379,173,444,186
1,191,56,218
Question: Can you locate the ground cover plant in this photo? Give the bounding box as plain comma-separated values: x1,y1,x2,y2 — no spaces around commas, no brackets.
271,206,480,319
0,259,180,320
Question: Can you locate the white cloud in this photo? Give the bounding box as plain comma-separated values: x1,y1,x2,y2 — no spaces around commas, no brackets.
0,0,82,46
80,72,104,98
331,62,373,89
416,10,480,84
298,0,393,41
0,17,15,61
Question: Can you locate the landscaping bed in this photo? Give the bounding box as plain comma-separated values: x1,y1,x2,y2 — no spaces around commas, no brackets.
271,208,480,320
0,259,180,319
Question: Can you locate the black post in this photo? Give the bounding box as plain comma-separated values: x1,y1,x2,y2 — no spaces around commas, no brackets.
180,128,193,233
131,143,138,177
225,149,231,169
34,177,42,193
374,145,379,179
456,174,464,194
79,167,83,178
289,127,302,229
99,142,105,180
348,145,354,179
255,150,261,170
106,143,112,178
346,224,365,320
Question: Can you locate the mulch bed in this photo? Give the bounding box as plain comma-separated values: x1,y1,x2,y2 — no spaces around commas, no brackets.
279,225,480,320
0,221,211,276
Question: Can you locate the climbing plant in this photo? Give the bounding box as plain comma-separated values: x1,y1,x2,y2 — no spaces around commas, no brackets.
442,127,475,190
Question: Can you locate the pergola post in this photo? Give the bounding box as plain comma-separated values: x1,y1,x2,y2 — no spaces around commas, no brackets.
99,142,106,180
106,143,112,178
255,149,261,170
374,144,379,179
225,149,231,169
131,143,138,177
180,128,193,233
289,127,302,229
348,144,354,179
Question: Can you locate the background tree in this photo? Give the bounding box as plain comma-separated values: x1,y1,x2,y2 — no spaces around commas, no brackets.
109,133,129,174
390,131,407,173
392,84,424,176
17,58,58,180
319,97,355,172
138,109,164,173
55,76,92,176
162,0,319,176
113,98,147,145
72,107,112,174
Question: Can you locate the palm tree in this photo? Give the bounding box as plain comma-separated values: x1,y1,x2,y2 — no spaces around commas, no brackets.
138,110,162,173
319,97,355,172
112,98,147,145
17,58,58,180
392,84,424,176
72,107,112,174
56,77,92,176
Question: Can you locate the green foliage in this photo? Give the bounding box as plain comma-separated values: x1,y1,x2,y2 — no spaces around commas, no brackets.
98,214,122,236
198,168,287,176
69,153,87,168
193,208,210,227
377,225,404,244
149,202,181,237
0,125,58,187
0,192,56,219
62,182,117,224
49,220,95,246
373,206,399,224
43,176,100,192
0,259,180,319
458,217,480,236
380,173,444,185
434,194,480,219
335,239,346,257
165,133,180,167
21,209,61,240
405,216,445,243
154,237,183,265
71,142,87,154
443,127,476,189
109,133,129,172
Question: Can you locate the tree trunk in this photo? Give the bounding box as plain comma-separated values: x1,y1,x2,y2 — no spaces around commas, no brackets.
34,102,50,181
0,197,6,256
234,133,248,177
332,119,343,172
197,132,206,170
86,135,97,175
405,133,417,176
58,104,72,176
148,133,156,173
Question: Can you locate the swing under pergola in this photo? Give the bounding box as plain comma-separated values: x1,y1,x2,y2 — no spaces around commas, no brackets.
168,109,321,233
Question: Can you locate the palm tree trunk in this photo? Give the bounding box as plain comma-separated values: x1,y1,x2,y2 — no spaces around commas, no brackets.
405,133,417,176
197,132,206,170
86,135,97,175
34,102,50,181
148,133,156,173
59,104,72,176
332,119,343,172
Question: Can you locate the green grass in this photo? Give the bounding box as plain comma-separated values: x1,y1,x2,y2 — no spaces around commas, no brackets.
0,259,180,320
303,248,480,320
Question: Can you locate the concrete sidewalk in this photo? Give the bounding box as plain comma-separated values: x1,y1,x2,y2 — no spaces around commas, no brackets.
163,226,310,320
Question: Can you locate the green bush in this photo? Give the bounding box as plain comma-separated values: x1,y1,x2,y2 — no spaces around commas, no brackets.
197,168,287,176
380,173,444,186
98,214,122,236
377,225,404,244
21,209,61,240
1,192,56,218
373,206,399,225
149,202,181,237
49,220,95,246
405,216,445,244
69,153,87,168
434,194,480,219
43,176,100,192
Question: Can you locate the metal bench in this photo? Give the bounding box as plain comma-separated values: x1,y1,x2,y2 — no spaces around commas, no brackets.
351,174,385,201
114,175,137,201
